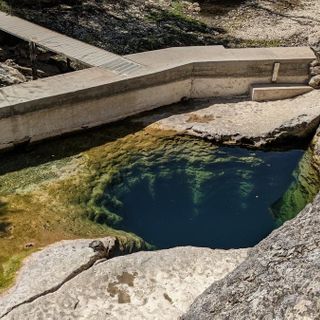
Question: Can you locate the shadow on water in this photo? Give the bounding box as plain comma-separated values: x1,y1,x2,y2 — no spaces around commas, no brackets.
0,98,236,175
0,95,317,250
0,96,314,176
0,118,144,176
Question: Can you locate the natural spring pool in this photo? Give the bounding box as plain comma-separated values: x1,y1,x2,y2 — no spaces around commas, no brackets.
0,124,318,290
99,144,305,249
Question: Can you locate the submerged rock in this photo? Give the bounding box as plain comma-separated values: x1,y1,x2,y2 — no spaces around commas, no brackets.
0,245,248,319
271,148,320,225
0,92,319,319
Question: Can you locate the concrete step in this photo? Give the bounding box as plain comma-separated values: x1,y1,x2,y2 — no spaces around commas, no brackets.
250,84,313,102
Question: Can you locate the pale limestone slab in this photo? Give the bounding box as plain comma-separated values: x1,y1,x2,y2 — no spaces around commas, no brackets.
0,245,248,320
144,90,320,148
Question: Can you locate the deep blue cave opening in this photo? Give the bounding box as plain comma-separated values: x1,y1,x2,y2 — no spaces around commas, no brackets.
102,147,304,249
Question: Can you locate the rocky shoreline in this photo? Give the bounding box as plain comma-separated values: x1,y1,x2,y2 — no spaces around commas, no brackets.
181,47,320,319
309,33,320,89
183,195,320,319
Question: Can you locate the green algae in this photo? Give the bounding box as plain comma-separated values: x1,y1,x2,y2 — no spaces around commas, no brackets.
271,148,320,225
84,134,267,227
0,251,33,291
100,144,307,249
0,119,318,292
0,124,155,292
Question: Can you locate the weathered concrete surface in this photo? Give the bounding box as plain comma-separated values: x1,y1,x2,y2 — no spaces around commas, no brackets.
182,193,320,320
146,90,320,148
0,246,248,320
0,46,313,114
127,46,314,72
0,46,314,151
250,84,313,102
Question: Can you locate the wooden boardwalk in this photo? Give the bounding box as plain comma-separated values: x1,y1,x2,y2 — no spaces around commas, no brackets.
0,11,142,75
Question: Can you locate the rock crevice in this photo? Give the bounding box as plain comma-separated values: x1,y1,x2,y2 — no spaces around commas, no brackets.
0,246,248,320
0,237,120,318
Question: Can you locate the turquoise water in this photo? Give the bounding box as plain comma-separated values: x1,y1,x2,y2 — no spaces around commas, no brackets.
101,146,304,249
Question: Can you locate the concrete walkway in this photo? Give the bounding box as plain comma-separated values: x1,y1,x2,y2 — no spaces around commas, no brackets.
0,10,316,151
0,11,142,75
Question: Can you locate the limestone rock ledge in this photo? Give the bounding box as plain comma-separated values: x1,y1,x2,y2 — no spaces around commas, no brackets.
146,90,320,148
0,244,248,320
182,193,320,320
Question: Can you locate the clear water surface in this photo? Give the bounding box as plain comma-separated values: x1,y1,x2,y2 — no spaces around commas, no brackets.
101,146,304,249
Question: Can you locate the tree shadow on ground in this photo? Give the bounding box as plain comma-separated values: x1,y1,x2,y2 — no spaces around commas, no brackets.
4,0,235,54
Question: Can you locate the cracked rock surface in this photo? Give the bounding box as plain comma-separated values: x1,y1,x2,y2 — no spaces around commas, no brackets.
143,90,320,148
0,246,248,320
0,237,119,318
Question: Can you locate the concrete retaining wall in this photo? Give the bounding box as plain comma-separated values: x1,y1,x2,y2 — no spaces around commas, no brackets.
0,46,315,151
